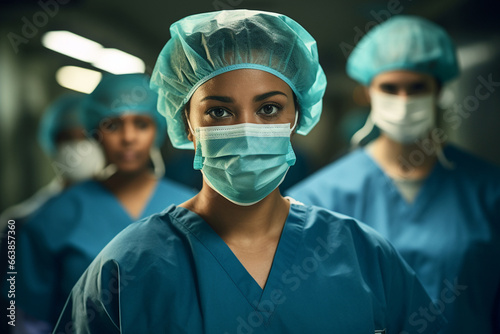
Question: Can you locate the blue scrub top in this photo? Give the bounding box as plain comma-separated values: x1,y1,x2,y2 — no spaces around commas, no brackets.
6,178,195,325
286,145,500,333
53,204,444,334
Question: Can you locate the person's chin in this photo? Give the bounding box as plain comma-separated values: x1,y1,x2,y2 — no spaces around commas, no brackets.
115,161,144,174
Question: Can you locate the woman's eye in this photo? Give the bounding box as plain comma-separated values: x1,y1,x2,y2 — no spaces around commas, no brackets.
409,82,428,94
379,84,398,94
102,120,119,131
135,120,151,129
208,108,231,119
259,104,280,116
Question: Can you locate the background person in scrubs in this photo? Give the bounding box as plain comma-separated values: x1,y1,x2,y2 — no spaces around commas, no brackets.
287,16,500,334
54,10,443,334
4,73,196,333
0,93,104,334
0,93,102,229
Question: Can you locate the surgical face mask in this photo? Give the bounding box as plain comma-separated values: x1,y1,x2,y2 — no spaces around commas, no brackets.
370,90,435,143
190,114,297,206
52,139,106,183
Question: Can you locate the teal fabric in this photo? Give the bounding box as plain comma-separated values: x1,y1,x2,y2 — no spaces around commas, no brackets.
347,15,460,85
150,9,326,149
6,179,195,326
83,73,167,147
286,145,500,333
54,204,444,333
38,94,86,156
194,123,296,205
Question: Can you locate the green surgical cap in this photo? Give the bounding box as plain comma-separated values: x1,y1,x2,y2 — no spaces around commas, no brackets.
84,73,166,147
347,15,460,86
38,94,85,156
150,9,327,149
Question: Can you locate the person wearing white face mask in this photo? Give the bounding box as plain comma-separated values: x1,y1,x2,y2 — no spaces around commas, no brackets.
0,94,101,226
287,16,500,334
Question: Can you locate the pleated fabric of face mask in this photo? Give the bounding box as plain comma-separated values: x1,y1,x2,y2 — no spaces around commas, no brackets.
52,139,106,182
369,90,435,143
191,118,297,206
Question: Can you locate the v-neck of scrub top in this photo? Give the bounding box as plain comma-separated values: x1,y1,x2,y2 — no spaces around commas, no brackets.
95,179,162,221
361,147,443,214
171,203,305,312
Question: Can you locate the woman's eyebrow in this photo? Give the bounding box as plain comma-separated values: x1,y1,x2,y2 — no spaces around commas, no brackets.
201,96,234,103
379,83,397,90
254,91,288,102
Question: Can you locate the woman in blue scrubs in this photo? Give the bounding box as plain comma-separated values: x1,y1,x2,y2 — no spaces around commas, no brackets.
10,74,196,333
53,11,443,334
287,16,500,333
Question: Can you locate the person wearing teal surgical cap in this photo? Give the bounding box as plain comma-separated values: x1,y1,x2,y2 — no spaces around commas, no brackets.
287,15,500,334
0,93,103,334
4,73,196,333
54,11,443,333
0,94,102,226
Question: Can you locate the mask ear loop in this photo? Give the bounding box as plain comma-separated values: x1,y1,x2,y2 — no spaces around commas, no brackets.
94,164,117,181
186,110,203,170
436,145,455,169
290,110,299,134
286,110,299,166
350,114,375,148
150,147,166,178
186,111,195,137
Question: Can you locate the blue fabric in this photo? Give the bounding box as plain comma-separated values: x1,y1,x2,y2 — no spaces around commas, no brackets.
346,15,459,85
54,204,443,333
150,9,327,149
286,145,500,333
6,179,195,325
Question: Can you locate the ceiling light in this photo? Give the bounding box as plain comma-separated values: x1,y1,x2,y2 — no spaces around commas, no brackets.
92,48,146,74
42,31,103,63
56,66,102,93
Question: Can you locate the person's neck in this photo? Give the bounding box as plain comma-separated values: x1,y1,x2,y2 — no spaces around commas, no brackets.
372,134,438,179
101,168,156,195
182,184,290,243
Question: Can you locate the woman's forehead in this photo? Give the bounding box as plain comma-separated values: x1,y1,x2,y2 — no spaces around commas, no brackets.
99,114,155,127
193,69,293,98
372,70,436,85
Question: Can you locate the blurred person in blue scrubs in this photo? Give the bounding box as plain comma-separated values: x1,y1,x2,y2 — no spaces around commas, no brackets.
4,73,196,334
0,93,104,334
54,10,443,334
0,93,103,228
287,16,500,334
